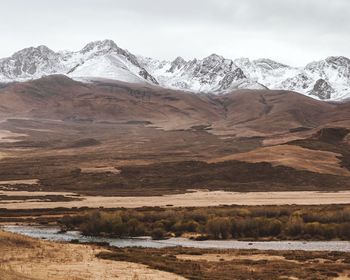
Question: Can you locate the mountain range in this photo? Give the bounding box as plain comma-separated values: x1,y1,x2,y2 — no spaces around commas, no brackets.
1,39,350,101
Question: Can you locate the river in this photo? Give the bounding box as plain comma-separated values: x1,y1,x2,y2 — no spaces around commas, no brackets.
3,225,350,252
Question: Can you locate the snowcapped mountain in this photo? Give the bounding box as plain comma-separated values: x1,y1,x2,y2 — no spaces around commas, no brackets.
138,54,266,92
140,55,350,100
0,39,350,101
233,58,298,89
0,40,157,85
0,45,64,82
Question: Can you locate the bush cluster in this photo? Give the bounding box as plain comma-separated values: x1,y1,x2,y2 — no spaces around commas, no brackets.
59,205,350,240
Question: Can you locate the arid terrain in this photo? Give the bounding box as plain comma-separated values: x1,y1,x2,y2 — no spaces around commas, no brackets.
0,230,186,280
0,76,350,200
3,0,350,277
1,76,350,279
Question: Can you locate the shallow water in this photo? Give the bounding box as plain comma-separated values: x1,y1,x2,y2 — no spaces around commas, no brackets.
3,225,350,252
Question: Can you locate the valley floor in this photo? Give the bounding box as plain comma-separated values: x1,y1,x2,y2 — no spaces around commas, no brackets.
0,83,350,279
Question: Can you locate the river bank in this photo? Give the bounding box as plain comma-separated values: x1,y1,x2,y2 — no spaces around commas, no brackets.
1,227,350,280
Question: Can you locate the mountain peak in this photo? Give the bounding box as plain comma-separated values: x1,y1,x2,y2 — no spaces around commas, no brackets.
173,56,186,64
325,56,350,67
13,45,55,57
37,45,53,52
167,56,187,73
253,58,290,69
204,53,225,61
81,39,118,54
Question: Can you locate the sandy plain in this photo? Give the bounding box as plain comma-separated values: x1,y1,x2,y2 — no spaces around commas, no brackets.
1,190,350,209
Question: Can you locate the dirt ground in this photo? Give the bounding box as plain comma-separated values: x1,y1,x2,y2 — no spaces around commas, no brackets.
0,230,186,280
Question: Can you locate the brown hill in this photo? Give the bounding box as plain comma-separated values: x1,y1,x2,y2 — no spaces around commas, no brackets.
0,75,347,137
0,76,349,196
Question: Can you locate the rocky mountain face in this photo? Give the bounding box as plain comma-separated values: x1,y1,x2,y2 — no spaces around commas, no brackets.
140,54,350,100
309,79,335,100
138,54,266,92
0,46,63,80
0,39,350,101
0,40,157,85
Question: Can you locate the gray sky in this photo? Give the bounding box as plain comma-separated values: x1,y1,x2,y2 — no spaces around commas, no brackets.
1,0,350,66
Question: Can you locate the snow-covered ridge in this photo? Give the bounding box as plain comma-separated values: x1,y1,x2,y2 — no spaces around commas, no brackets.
0,40,157,85
0,39,350,100
139,54,350,100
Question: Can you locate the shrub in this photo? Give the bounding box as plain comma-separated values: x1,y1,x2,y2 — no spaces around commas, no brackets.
321,224,337,240
304,222,323,237
339,223,350,239
230,218,240,238
206,217,231,239
127,218,146,236
59,205,350,241
267,219,283,236
241,218,259,238
285,216,304,237
151,228,166,240
181,220,200,232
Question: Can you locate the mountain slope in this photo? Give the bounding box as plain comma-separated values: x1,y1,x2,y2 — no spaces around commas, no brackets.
0,75,347,138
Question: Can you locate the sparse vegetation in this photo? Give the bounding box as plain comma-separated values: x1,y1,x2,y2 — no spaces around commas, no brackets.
98,247,350,280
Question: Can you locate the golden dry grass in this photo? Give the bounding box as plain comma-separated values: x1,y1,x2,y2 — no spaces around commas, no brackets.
209,144,350,176
0,179,39,185
2,190,350,209
0,231,186,280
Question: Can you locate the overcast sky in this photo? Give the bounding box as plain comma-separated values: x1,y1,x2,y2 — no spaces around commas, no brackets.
1,0,350,66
